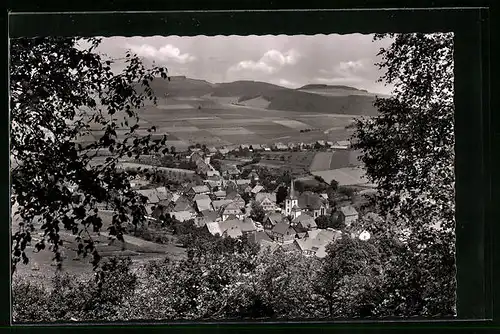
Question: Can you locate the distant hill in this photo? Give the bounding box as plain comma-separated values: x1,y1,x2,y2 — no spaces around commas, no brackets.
141,77,381,116
298,84,367,92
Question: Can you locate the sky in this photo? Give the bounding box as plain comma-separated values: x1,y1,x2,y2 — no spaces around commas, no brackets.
95,34,395,95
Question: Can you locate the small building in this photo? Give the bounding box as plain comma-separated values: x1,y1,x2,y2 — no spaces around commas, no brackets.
213,190,227,200
220,202,244,221
271,222,297,243
292,213,317,232
339,205,359,227
273,142,288,151
251,185,264,195
187,185,210,197
263,212,286,230
195,198,212,212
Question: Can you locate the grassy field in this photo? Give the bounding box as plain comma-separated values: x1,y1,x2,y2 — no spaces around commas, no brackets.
12,209,186,285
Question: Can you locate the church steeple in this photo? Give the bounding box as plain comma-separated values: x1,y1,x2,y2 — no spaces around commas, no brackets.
288,179,297,199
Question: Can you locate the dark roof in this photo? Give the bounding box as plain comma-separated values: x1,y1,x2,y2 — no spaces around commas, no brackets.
272,222,294,236
252,230,273,244
298,192,326,210
201,209,218,222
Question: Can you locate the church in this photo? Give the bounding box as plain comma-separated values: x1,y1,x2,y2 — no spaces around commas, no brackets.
284,180,302,220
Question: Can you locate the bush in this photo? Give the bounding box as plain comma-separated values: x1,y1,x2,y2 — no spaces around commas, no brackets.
12,279,51,322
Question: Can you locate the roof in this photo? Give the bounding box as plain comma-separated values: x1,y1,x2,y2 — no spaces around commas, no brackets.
255,192,277,204
171,211,193,222
265,212,285,224
298,192,326,210
260,240,280,253
200,209,219,222
193,194,211,201
221,202,242,214
336,140,351,147
191,185,210,193
279,242,300,252
206,222,224,236
292,213,317,229
221,218,257,233
212,199,233,211
251,185,264,194
214,190,227,197
173,196,193,212
340,205,358,217
225,226,243,238
136,187,173,204
236,179,251,185
364,212,383,222
252,230,273,244
195,198,212,212
272,222,294,236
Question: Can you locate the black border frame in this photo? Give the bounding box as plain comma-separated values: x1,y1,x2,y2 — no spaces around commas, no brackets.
3,2,496,332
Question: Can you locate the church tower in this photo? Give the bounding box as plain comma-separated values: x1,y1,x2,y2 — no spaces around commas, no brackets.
285,179,298,216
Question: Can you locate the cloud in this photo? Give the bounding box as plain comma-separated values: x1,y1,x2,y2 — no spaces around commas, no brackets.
126,43,196,64
277,79,299,88
228,49,300,74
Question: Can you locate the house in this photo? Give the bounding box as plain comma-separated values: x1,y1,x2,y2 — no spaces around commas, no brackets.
251,185,264,194
224,217,257,236
278,241,301,253
316,140,326,147
170,210,194,222
225,192,246,209
251,230,273,245
207,218,257,238
255,192,277,204
332,140,351,150
287,142,296,150
339,205,359,227
298,191,329,218
273,142,288,151
218,147,230,155
256,197,277,212
187,185,210,197
294,228,342,258
221,164,241,178
235,179,251,186
220,202,244,221
244,185,253,193
292,213,317,232
172,196,195,213
271,222,297,243
240,144,251,150
197,210,220,227
251,144,263,151
195,197,212,212
263,212,286,230
212,199,233,212
260,240,280,254
206,170,220,177
261,144,272,152
247,171,260,181
213,190,227,200
204,175,224,188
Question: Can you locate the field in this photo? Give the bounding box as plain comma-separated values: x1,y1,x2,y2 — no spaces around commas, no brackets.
309,150,363,172
93,99,360,149
12,208,186,284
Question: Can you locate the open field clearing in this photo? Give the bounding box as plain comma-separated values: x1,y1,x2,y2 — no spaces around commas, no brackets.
206,127,255,136
310,167,372,186
157,104,194,110
272,119,311,130
310,152,333,172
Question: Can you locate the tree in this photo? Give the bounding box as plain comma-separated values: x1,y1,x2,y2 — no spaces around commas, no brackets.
314,235,383,318
351,33,455,316
329,179,339,192
250,202,266,223
10,37,169,271
276,185,288,205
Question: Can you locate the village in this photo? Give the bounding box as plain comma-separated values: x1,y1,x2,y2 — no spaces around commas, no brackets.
113,138,380,259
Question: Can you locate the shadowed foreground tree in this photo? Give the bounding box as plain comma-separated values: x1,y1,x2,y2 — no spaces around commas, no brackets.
10,37,169,271
351,32,456,316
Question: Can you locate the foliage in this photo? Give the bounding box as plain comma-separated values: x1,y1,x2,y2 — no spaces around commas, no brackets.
314,235,383,318
12,256,137,322
250,201,266,223
315,213,344,230
10,37,169,270
351,32,456,316
276,185,288,205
